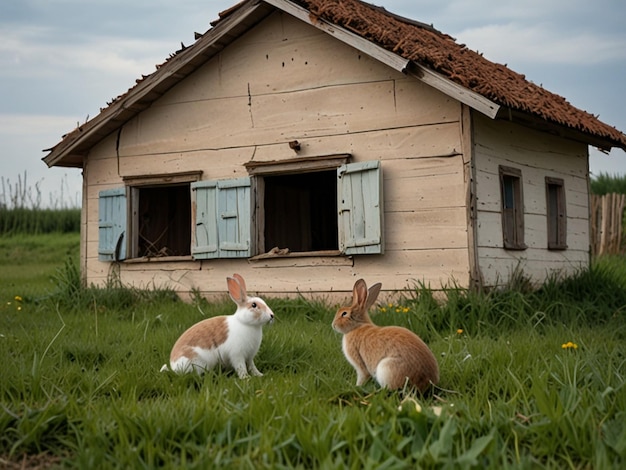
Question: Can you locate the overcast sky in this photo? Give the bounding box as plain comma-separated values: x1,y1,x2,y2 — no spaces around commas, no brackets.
1,0,625,208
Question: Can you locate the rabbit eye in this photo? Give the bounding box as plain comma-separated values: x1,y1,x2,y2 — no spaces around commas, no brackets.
251,302,257,308
341,311,348,317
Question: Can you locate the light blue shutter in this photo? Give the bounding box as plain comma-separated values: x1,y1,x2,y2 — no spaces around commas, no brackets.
98,187,127,261
216,177,251,258
337,161,384,255
191,181,219,259
192,177,251,259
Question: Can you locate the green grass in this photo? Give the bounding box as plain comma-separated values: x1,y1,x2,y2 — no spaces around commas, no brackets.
1,234,625,468
0,233,80,304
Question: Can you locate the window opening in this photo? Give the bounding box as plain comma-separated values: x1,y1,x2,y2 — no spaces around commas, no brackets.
499,166,526,250
263,171,338,252
546,177,567,250
135,184,191,257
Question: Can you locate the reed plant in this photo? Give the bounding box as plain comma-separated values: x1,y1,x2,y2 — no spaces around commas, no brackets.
0,235,625,468
0,172,80,235
590,171,626,195
0,207,80,235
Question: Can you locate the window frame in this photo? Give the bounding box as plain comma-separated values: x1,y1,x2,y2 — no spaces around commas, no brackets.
244,155,384,258
124,172,201,260
499,165,527,251
245,154,350,257
545,176,567,250
97,171,202,262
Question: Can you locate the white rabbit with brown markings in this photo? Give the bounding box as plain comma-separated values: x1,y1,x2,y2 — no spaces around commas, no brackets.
332,279,439,393
161,274,274,378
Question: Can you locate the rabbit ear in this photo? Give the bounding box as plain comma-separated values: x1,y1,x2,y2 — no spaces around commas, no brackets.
232,273,247,297
227,276,246,305
365,283,382,311
352,279,369,309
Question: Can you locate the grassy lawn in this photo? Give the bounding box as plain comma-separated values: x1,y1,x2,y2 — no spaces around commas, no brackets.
0,233,79,303
1,233,625,468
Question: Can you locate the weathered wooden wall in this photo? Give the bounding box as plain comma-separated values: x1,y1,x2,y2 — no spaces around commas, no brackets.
82,11,470,298
471,113,590,287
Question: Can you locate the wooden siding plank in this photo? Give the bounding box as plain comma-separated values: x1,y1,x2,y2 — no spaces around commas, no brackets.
477,246,588,288
158,11,404,105
383,155,465,212
82,246,470,297
476,212,589,251
250,122,462,163
384,208,468,251
264,0,409,73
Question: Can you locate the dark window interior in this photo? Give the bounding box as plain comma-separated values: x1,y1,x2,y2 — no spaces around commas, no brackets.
264,171,338,252
546,178,566,250
499,166,526,250
502,176,516,210
137,184,191,257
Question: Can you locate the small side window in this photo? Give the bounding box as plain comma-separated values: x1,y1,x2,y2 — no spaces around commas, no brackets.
546,177,567,250
499,166,526,250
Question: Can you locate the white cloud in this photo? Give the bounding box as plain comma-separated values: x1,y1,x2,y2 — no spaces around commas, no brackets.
456,22,626,67
0,113,75,137
0,113,82,208
0,25,173,80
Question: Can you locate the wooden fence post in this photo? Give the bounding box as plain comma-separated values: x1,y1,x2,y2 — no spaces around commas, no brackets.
590,193,626,256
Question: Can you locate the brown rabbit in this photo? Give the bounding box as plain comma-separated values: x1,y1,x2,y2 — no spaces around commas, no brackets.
332,279,439,393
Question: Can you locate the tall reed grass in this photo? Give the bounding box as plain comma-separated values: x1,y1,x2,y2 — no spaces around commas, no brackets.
0,172,80,234
1,172,79,210
0,172,80,235
0,207,80,235
590,171,626,195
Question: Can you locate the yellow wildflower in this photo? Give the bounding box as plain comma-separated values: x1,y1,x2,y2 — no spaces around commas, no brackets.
457,329,463,334
561,341,578,349
14,296,23,302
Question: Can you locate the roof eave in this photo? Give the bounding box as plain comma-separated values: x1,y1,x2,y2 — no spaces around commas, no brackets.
496,107,626,153
404,62,500,119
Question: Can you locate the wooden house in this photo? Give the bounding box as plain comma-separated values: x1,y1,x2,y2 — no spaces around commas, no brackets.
43,0,626,298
